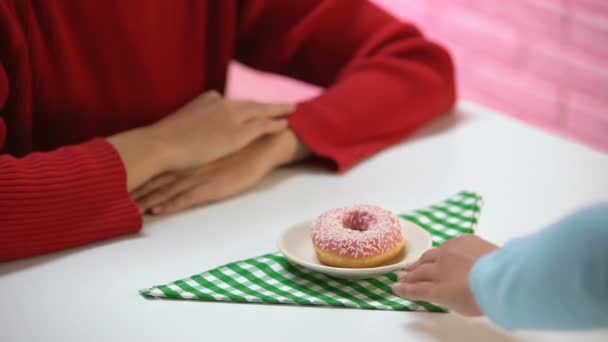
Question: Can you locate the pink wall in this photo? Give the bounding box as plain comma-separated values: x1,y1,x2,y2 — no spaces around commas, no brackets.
228,1,608,151
373,0,608,151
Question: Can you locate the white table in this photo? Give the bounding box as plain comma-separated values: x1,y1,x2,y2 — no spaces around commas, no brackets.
1,101,607,342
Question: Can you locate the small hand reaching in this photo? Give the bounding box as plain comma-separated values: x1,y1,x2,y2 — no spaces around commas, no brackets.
392,234,499,316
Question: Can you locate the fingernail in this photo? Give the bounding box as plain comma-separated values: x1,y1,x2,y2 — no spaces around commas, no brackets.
151,206,162,214
392,284,406,296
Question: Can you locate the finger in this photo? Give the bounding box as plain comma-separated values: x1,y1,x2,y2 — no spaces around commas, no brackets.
392,282,436,302
230,99,259,110
131,173,177,201
406,248,441,271
239,119,287,145
138,175,204,212
243,103,295,120
228,100,264,122
401,264,437,284
199,90,222,102
151,184,216,215
252,118,289,136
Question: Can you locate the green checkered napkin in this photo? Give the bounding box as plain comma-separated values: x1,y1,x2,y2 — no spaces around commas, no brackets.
140,191,482,312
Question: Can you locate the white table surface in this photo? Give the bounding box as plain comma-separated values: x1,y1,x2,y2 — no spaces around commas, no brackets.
1,101,607,342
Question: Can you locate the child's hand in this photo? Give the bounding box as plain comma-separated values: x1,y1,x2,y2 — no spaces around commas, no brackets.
132,129,310,215
392,234,498,316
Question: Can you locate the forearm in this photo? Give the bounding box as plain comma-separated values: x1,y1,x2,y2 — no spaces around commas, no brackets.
0,139,142,261
470,204,608,330
288,62,453,170
108,127,172,192
270,129,311,167
237,0,455,171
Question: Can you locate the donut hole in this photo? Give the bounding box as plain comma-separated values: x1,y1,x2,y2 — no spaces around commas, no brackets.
342,210,375,232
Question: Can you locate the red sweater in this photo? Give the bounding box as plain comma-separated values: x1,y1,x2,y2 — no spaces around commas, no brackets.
0,0,455,261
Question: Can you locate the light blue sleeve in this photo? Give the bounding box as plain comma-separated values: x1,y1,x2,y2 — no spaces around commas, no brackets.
469,203,608,330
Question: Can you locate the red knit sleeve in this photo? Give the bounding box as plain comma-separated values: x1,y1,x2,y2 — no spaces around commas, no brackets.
0,138,143,261
236,0,455,171
0,67,142,261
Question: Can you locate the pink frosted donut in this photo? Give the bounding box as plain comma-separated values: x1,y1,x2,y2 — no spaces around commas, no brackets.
311,205,404,268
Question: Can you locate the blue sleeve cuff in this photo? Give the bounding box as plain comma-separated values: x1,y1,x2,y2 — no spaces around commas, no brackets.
469,249,513,330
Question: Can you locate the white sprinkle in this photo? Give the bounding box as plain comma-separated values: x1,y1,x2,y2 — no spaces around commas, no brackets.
311,205,403,258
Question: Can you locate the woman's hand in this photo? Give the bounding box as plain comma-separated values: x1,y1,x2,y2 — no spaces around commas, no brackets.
132,129,310,215
148,91,293,170
392,235,499,316
108,91,294,191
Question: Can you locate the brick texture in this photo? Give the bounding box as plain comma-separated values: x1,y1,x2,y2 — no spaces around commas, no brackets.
373,0,608,151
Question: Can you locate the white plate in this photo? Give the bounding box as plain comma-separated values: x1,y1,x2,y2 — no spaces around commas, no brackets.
277,218,433,280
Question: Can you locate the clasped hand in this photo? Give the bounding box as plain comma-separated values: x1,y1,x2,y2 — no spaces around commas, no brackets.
109,91,308,215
